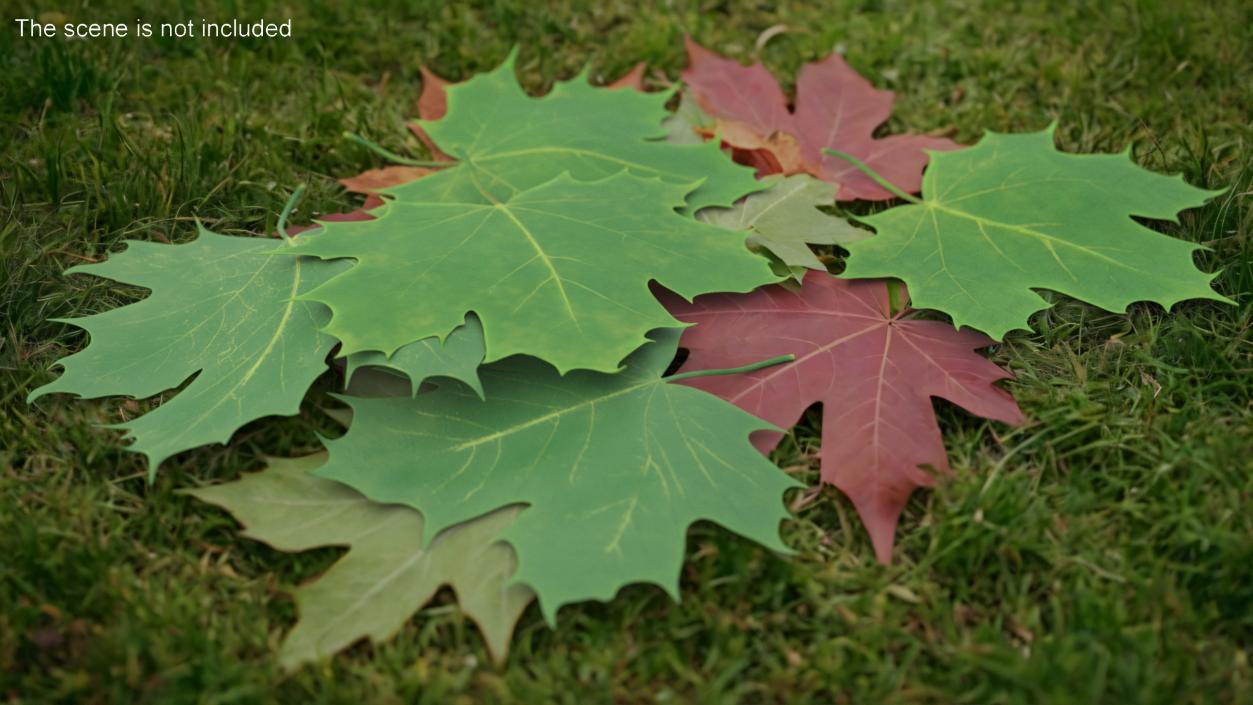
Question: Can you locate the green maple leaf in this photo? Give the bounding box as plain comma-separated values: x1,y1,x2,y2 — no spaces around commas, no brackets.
29,226,344,477
399,51,759,211
699,174,866,277
282,54,772,371
834,128,1230,339
327,176,856,373
285,172,780,373
185,453,533,669
313,330,801,622
345,315,486,397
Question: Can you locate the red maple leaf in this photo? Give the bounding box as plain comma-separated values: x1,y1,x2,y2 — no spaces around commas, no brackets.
411,66,453,161
338,166,432,198
664,273,1024,562
681,38,960,201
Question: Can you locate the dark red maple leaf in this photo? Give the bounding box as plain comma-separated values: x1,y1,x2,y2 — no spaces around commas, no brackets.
681,38,960,201
664,273,1024,562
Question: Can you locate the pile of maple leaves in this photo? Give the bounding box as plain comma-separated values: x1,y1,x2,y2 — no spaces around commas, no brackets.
30,41,1227,668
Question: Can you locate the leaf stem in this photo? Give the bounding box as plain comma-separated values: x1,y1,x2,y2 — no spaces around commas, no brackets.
823,149,922,203
342,131,457,168
277,184,305,243
886,279,904,316
664,354,795,382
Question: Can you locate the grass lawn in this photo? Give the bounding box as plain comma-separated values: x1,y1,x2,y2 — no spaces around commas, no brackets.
2,1,1250,703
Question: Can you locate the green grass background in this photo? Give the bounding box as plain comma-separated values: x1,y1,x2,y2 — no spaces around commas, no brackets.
2,1,1250,703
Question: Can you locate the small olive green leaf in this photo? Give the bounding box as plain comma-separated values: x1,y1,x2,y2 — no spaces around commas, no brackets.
284,172,780,374
699,174,866,276
314,329,801,624
28,226,345,478
184,453,534,670
345,315,486,398
835,127,1231,339
398,50,760,212
661,93,714,145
